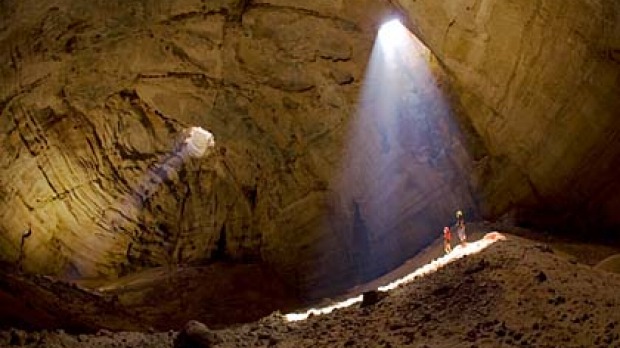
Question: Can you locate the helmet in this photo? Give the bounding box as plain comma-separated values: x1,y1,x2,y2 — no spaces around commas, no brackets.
456,210,463,218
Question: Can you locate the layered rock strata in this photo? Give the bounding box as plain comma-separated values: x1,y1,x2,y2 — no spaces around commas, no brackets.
0,0,479,298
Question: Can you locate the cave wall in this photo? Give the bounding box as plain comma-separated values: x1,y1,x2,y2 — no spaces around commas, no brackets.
395,0,620,236
0,0,479,297
4,0,616,299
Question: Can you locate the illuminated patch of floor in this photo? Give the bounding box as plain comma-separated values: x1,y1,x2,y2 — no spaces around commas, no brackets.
284,232,505,322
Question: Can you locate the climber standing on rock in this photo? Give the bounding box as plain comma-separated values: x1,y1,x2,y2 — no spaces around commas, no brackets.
455,210,467,246
443,226,452,254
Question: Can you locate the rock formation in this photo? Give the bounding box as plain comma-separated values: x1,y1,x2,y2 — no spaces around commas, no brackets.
2,232,620,346
1,0,619,300
394,0,620,234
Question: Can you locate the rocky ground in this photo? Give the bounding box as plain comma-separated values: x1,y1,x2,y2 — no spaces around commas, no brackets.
0,262,300,333
2,227,620,347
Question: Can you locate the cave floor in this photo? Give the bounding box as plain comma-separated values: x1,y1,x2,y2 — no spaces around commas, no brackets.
0,262,301,333
2,224,620,347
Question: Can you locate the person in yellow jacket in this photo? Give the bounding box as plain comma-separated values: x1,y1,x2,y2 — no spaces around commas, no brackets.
455,210,467,246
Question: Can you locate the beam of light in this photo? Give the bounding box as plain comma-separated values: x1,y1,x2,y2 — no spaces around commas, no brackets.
34,127,215,280
378,232,505,291
75,127,216,277
377,19,409,59
378,19,406,42
185,127,215,158
105,127,215,231
283,232,505,322
325,16,476,293
284,295,364,322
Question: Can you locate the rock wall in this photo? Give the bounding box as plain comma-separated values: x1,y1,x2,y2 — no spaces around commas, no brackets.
0,0,479,297
4,0,616,299
395,0,620,236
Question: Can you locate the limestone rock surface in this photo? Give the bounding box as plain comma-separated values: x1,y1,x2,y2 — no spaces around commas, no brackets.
2,0,619,299
0,0,479,298
395,0,620,233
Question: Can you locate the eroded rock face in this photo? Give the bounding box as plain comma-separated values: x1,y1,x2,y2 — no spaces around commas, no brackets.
395,0,620,235
0,0,480,297
3,0,617,299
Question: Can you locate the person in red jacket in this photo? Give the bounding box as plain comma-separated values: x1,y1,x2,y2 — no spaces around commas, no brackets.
443,226,452,254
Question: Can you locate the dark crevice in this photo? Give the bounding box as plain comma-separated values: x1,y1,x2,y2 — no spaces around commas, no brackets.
246,3,361,32
36,164,59,195
242,185,258,210
213,224,228,261
227,0,251,22
113,141,156,161
172,179,192,264
160,8,228,25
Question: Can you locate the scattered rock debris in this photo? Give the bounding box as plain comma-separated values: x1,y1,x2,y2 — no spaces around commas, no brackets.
1,234,620,347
